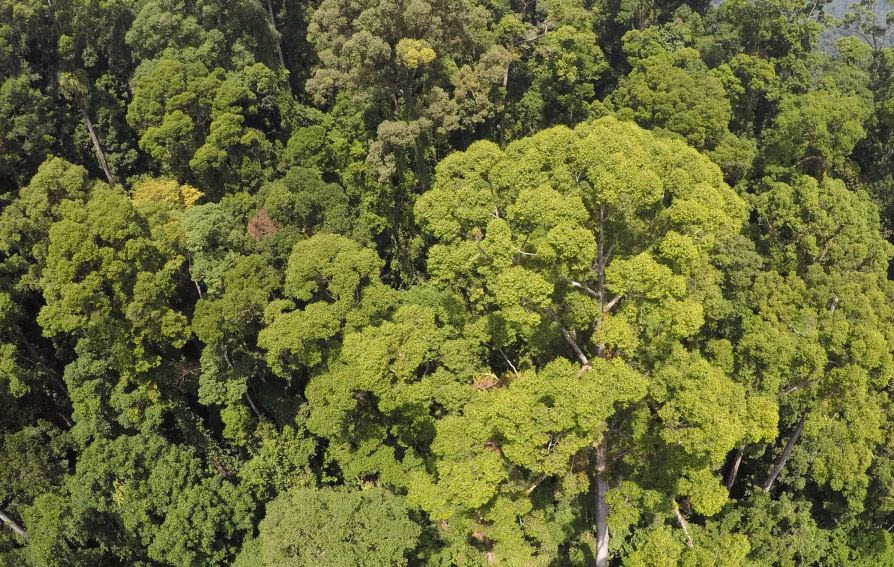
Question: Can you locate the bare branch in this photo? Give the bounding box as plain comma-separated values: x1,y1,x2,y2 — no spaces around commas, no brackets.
0,509,26,539
829,296,839,314
526,474,546,495
245,392,261,419
603,238,617,268
548,308,589,366
781,378,819,395
569,280,599,298
598,205,605,306
475,241,494,260
725,445,745,491
762,413,807,492
594,438,609,566
497,346,520,379
602,294,624,314
212,462,235,480
262,0,286,67
518,20,552,44
673,502,693,548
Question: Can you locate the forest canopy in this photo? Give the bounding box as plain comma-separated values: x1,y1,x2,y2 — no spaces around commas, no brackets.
3,0,894,565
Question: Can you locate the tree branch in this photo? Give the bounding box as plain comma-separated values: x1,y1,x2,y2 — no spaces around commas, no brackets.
602,294,624,314
512,245,536,257
781,378,818,395
762,413,807,492
0,509,26,539
603,239,617,269
594,437,610,567
263,0,286,67
673,501,693,548
725,445,745,491
569,280,599,298
245,392,261,419
548,309,589,366
526,474,546,495
598,205,605,307
497,347,520,380
475,241,494,260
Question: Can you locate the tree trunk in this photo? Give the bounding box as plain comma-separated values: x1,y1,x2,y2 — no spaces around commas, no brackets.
0,509,26,539
471,530,495,563
594,437,609,567
264,0,286,68
81,108,115,186
726,445,745,491
762,413,807,492
245,391,261,419
414,134,429,188
672,501,693,548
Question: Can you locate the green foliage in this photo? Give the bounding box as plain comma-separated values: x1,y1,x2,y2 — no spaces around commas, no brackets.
23,433,254,566
257,166,352,238
234,487,421,567
0,74,54,186
127,58,281,195
763,90,871,178
614,44,732,150
39,185,189,377
0,156,93,291
5,1,894,566
259,233,395,377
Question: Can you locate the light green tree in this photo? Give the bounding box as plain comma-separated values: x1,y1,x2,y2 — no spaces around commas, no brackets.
301,116,760,565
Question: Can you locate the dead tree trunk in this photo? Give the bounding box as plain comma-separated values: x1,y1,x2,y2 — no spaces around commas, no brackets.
595,438,609,567
81,107,115,186
673,501,693,548
0,509,26,539
762,413,807,492
264,0,286,68
726,445,745,491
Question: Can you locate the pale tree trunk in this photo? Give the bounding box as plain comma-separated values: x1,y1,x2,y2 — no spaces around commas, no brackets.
264,0,286,68
471,530,495,563
245,392,261,419
762,413,807,492
80,108,115,186
672,501,693,548
726,445,745,491
595,437,609,567
593,200,610,567
0,509,26,539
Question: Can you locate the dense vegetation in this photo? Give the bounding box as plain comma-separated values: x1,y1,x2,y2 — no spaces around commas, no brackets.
3,0,894,565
